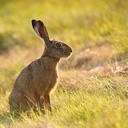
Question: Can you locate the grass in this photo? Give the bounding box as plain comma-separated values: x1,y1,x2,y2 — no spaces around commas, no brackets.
0,0,128,128
0,74,128,128
0,0,128,56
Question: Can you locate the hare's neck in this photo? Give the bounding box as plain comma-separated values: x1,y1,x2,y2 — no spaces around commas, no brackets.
40,56,60,68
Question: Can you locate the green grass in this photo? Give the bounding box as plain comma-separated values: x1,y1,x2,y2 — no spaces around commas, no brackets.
0,0,128,56
0,0,128,128
0,62,23,94
0,75,128,128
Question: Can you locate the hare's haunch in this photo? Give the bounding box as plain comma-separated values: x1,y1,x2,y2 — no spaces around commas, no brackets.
9,19,72,113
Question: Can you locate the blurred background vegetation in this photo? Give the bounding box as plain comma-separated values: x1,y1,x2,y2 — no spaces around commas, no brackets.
0,0,128,56
0,0,128,127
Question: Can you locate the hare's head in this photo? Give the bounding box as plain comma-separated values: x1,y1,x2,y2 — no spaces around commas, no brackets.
32,19,72,59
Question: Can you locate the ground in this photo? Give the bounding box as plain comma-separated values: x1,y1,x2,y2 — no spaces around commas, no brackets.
0,0,128,128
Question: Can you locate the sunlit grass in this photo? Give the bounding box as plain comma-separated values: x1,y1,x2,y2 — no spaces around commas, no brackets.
0,62,23,94
0,0,127,55
0,75,128,127
0,0,128,127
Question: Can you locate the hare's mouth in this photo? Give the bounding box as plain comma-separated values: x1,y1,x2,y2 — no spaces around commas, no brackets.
63,51,72,58
62,47,72,58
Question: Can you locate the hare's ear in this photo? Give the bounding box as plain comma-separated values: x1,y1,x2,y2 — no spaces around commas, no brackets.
31,19,51,47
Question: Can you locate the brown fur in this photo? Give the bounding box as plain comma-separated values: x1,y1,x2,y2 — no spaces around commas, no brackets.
9,20,72,113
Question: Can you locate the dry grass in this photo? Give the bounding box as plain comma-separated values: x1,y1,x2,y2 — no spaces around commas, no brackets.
0,0,128,127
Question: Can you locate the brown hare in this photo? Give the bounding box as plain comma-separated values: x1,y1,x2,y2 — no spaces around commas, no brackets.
9,19,72,113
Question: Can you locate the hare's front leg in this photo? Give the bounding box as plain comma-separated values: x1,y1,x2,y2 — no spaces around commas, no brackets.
44,94,52,112
39,96,45,113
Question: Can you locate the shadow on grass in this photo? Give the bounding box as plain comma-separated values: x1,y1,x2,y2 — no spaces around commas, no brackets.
0,112,12,125
0,32,28,55
0,34,8,54
0,104,25,125
0,110,24,125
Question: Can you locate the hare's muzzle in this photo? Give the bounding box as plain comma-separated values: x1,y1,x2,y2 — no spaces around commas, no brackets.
64,47,72,57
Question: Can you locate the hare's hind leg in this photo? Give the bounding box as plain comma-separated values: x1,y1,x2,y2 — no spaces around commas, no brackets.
9,92,30,113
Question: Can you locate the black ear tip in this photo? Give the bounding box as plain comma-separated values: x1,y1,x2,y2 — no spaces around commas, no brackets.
37,20,44,26
31,19,37,28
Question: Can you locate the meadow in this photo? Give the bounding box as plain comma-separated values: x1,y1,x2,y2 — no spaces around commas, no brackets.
0,0,128,127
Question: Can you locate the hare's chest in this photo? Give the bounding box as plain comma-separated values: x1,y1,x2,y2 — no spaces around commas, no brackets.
47,69,57,83
39,69,58,94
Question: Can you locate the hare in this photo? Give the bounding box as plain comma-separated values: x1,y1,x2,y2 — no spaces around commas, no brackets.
9,19,72,113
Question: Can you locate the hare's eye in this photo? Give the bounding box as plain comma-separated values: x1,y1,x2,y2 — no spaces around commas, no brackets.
55,42,62,48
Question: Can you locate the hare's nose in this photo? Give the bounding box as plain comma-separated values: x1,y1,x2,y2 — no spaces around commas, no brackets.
70,49,72,53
